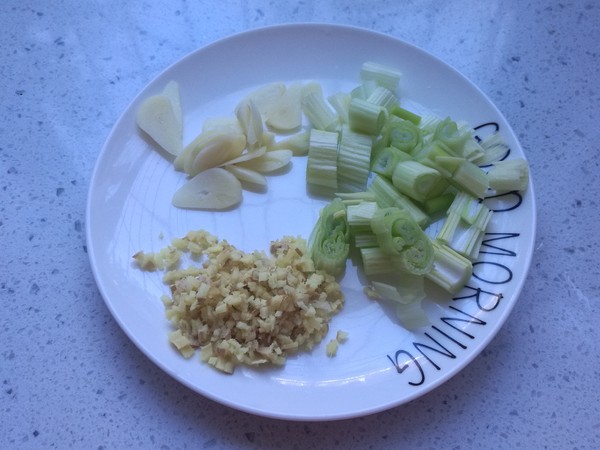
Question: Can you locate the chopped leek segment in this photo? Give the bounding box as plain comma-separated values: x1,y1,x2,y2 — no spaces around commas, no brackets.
426,240,473,294
391,160,442,202
421,192,456,216
370,207,434,275
360,247,395,276
328,92,352,124
347,201,379,229
337,126,373,192
308,198,350,277
433,117,473,156
360,61,402,92
306,129,339,196
348,98,387,135
395,300,430,330
301,90,339,131
368,175,430,227
371,146,412,179
391,105,421,125
383,119,423,154
366,86,399,112
488,158,530,192
477,133,511,165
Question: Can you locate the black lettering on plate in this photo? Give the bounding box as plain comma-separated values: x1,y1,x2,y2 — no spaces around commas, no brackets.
454,285,504,312
472,261,513,285
479,232,520,257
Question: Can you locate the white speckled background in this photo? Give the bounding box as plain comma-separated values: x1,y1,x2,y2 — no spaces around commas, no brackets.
1,1,599,448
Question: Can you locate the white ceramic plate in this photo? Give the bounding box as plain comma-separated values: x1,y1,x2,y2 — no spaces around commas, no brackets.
86,24,536,421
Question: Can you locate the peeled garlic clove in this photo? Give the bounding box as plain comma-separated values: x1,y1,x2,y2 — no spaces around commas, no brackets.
136,94,183,156
172,168,242,210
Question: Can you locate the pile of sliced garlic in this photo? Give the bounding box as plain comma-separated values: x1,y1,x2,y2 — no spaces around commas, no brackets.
136,80,313,210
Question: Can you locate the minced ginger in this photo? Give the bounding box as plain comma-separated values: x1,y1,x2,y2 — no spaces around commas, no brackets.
134,230,344,374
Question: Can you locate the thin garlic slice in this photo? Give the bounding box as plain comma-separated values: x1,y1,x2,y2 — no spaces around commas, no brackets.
136,94,183,156
268,131,310,156
265,83,303,132
219,146,266,166
189,133,247,176
241,82,286,116
237,149,293,173
235,98,263,149
172,167,242,210
224,165,267,187
162,80,183,129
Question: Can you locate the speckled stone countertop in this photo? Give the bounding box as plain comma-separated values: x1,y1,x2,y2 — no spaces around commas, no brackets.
2,1,599,448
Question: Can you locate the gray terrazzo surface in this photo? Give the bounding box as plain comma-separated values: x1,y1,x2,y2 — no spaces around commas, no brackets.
1,1,598,448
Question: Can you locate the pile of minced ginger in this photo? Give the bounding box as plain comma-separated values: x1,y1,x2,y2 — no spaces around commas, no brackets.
134,230,347,374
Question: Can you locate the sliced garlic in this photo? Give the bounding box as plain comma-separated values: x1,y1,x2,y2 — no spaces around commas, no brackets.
172,167,242,210
136,94,183,156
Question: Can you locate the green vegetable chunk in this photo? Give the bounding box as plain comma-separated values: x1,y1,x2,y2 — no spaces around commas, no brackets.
370,207,434,276
309,198,350,277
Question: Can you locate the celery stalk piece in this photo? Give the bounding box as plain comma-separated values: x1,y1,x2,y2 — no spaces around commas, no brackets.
395,300,430,330
412,140,453,167
426,240,473,294
360,247,395,276
337,125,373,193
335,191,376,204
308,198,350,277
348,98,387,135
488,158,530,192
371,146,412,179
476,133,511,165
368,175,429,227
383,120,423,154
462,137,486,162
450,159,489,199
436,211,462,246
448,191,487,224
418,113,443,135
391,105,421,125
301,90,339,131
360,61,402,93
421,192,456,216
353,232,379,249
433,117,472,156
366,86,399,112
347,201,379,228
306,129,339,195
392,160,442,202
327,92,352,124
367,274,427,305
370,207,434,276
350,80,378,100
